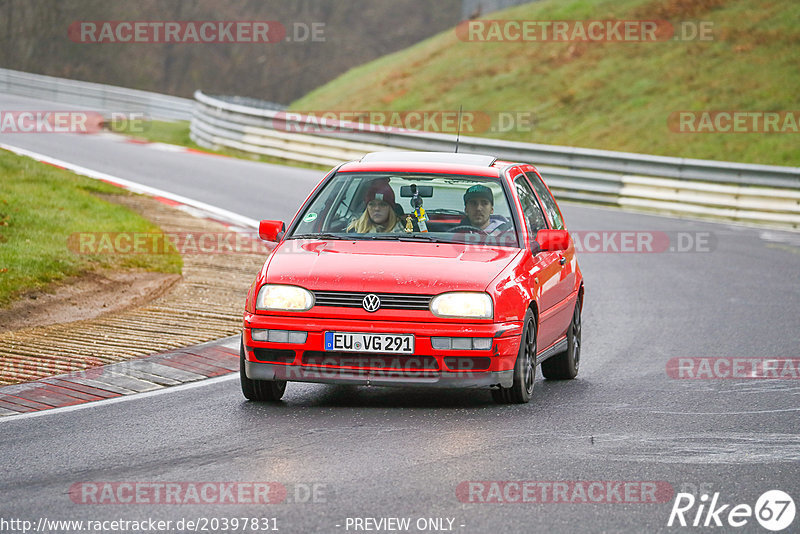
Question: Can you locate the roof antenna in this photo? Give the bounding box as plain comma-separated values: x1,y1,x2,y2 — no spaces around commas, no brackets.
454,105,463,153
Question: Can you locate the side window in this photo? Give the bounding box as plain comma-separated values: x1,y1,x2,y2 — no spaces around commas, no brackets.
514,177,548,237
525,172,564,230
332,178,362,222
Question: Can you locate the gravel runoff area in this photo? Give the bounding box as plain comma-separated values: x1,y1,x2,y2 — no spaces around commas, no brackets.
0,193,266,386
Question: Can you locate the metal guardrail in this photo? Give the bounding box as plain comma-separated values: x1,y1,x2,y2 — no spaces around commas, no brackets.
0,68,194,121
1,69,795,227
191,91,800,229
9,69,792,227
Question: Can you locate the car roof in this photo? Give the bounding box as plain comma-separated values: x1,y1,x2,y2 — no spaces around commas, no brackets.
337,151,514,177
361,151,498,166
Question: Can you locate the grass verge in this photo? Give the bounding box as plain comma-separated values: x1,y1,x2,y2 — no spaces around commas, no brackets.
291,0,800,167
0,149,182,308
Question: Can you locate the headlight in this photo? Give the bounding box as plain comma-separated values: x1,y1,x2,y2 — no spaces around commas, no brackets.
430,292,493,319
256,284,314,311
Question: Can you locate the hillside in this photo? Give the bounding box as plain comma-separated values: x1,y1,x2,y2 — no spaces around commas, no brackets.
291,0,800,166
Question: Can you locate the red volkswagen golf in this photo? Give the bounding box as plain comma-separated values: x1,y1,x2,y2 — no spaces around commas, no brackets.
241,152,584,404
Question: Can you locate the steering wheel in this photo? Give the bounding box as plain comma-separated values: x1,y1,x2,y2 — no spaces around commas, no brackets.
450,225,486,234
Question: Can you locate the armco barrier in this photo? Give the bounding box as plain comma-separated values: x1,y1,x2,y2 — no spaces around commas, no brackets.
0,68,194,121
191,91,800,229
1,68,797,229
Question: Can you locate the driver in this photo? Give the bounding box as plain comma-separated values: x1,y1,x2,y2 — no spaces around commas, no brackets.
463,185,507,235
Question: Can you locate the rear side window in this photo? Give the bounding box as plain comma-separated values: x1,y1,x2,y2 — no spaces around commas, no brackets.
514,177,547,236
525,172,564,230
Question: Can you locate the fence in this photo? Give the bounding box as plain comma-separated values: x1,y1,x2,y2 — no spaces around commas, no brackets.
0,68,193,121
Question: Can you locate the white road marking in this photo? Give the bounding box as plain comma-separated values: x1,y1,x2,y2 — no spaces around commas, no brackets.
0,142,259,229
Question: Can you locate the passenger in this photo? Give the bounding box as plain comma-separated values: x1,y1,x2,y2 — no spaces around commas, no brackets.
462,184,509,235
347,181,404,233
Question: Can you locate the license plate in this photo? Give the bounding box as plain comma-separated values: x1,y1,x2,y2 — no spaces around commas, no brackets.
324,332,414,354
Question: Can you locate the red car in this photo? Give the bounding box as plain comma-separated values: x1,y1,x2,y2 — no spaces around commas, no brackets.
241,152,584,404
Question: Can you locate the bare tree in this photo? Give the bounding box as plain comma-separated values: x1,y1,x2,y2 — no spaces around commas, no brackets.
0,0,461,103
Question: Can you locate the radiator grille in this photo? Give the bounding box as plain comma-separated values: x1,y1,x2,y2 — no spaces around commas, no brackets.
313,291,432,311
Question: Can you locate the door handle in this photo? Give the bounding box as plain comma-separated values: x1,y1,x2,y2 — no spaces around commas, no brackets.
559,256,566,266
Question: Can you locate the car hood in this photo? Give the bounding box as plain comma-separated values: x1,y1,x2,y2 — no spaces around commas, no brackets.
265,239,521,293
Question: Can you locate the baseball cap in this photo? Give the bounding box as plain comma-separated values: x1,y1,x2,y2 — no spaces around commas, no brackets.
464,184,493,205
364,180,396,205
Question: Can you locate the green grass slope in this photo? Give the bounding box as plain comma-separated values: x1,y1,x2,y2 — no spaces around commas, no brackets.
0,151,182,307
291,0,800,166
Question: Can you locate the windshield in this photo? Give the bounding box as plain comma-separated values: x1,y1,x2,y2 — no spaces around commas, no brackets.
289,172,519,247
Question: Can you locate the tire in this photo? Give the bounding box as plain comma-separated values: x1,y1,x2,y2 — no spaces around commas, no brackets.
492,309,536,404
541,298,581,380
240,340,287,401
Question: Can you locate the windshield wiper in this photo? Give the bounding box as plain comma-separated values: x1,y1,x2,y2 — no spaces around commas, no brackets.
289,233,346,240
291,233,455,243
289,233,387,241
383,234,452,243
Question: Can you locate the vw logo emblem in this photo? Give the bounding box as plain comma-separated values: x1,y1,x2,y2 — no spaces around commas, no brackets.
362,294,381,312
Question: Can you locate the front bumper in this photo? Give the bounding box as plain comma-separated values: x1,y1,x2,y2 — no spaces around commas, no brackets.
242,314,522,389
246,360,514,388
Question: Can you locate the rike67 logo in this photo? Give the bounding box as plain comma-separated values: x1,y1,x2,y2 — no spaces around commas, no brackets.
668,490,795,531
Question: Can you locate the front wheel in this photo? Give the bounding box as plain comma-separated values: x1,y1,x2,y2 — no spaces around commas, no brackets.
240,340,287,401
492,309,536,404
541,298,581,380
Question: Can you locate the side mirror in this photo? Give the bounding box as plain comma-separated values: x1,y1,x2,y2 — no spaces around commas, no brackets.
259,220,285,242
535,229,571,252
